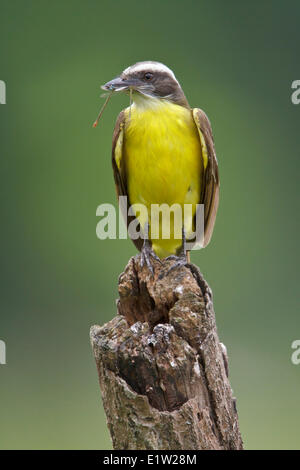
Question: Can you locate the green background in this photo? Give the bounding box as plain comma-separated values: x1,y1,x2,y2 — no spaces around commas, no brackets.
0,0,299,450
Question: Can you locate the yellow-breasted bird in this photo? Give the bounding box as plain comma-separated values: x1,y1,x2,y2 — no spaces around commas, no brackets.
101,61,219,273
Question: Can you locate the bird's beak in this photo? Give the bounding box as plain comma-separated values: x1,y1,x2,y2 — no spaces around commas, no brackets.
101,76,141,92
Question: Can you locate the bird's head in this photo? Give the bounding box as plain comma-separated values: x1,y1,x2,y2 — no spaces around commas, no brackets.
101,61,189,108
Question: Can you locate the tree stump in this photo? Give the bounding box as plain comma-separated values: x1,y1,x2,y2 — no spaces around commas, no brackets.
90,256,243,450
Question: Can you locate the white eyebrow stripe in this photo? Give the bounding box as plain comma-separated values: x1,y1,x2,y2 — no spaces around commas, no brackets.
123,62,178,82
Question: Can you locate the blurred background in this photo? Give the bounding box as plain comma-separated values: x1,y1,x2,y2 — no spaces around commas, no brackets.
0,0,299,450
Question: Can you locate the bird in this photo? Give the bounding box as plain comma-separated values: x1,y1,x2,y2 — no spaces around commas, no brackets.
101,61,219,273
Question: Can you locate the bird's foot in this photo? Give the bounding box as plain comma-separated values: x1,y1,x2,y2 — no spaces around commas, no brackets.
160,253,189,278
140,243,162,276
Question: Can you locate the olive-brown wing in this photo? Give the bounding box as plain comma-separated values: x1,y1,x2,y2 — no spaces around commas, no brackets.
193,108,220,247
111,110,143,251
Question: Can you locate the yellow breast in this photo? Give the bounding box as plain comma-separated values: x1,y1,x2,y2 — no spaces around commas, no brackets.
124,99,203,257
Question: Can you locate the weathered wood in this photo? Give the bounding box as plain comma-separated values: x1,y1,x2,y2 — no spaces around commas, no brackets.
90,256,243,450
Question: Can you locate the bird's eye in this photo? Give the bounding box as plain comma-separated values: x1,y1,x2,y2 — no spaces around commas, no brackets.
144,72,153,80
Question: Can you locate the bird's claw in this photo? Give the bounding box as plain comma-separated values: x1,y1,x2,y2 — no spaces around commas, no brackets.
140,244,161,276
160,254,188,278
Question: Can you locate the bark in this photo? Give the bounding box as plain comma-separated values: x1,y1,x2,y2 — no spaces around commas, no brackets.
90,256,243,450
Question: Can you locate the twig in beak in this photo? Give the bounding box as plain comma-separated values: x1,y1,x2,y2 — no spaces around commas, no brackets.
129,87,133,121
93,90,115,128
